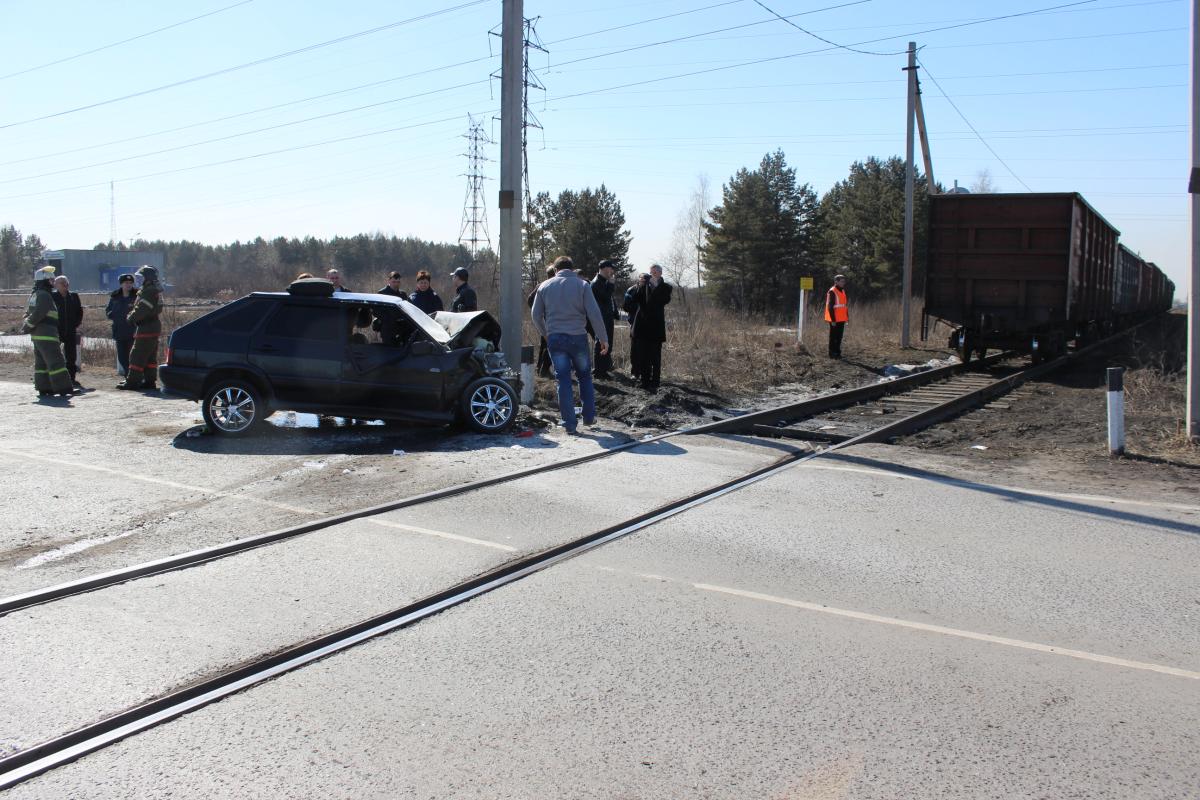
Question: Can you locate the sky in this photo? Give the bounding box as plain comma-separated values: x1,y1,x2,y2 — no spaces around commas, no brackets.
0,0,1190,295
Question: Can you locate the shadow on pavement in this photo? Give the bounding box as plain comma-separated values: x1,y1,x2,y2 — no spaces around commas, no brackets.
826,452,1200,538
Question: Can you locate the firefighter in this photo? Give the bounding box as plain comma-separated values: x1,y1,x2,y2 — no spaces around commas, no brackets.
117,265,164,390
825,273,849,359
23,266,74,396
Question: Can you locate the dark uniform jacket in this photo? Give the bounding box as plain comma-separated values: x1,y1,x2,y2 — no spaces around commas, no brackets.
128,283,163,334
106,289,137,339
590,274,619,327
623,279,672,342
378,284,403,298
52,291,83,341
410,288,444,315
450,283,478,313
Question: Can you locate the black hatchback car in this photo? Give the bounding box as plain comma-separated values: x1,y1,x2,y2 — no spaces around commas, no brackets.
160,280,519,436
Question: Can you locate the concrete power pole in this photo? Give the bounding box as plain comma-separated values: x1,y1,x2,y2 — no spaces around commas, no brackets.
901,42,916,348
498,0,524,373
1189,0,1199,441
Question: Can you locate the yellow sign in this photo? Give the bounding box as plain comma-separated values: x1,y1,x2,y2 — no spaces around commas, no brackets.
799,277,814,291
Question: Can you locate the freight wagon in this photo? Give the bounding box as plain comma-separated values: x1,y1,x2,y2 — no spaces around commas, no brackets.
922,192,1173,363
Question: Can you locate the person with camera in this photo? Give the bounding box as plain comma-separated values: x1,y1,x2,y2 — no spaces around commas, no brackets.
623,263,672,391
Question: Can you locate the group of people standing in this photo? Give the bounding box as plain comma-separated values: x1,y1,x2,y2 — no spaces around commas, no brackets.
22,264,163,397
529,256,673,434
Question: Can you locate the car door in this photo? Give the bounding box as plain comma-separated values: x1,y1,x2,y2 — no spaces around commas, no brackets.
249,302,348,405
341,306,446,413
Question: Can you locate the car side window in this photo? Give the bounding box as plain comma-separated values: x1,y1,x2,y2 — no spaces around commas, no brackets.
210,299,271,333
263,304,347,342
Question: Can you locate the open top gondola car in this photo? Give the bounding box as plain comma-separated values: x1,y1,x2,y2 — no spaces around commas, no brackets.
923,192,1120,363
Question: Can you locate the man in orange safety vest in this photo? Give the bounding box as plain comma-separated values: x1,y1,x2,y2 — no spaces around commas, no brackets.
825,274,848,359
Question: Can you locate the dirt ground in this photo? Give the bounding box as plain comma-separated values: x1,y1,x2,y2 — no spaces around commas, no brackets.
4,295,1195,499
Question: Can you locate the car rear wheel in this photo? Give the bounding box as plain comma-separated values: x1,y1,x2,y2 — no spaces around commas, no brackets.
203,379,263,436
460,377,516,433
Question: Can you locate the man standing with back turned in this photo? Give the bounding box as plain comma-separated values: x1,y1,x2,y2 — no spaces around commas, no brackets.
531,256,609,435
825,273,849,359
117,265,164,391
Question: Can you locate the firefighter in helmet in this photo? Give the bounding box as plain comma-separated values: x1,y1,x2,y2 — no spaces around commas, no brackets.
23,266,74,396
117,265,164,390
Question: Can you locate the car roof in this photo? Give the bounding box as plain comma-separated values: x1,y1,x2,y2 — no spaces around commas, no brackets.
247,291,451,344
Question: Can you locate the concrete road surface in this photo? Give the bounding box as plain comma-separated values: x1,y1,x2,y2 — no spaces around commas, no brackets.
6,419,1196,798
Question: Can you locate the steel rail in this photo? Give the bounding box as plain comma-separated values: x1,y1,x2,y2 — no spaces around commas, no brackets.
0,353,1002,616
0,332,1144,789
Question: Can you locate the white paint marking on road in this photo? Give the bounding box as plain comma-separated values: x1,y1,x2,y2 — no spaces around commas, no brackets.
363,518,516,552
16,530,137,570
693,582,1200,681
0,447,318,515
807,463,1200,514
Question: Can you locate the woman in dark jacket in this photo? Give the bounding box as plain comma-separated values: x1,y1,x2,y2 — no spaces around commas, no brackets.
408,270,444,316
105,274,138,376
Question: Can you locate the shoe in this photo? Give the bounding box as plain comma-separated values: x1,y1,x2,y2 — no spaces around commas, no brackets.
72,380,82,389
143,383,158,391
115,383,135,390
38,390,52,397
565,428,579,436
583,417,597,427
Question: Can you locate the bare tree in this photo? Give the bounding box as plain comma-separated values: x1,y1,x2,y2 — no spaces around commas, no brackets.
971,169,997,194
659,174,711,289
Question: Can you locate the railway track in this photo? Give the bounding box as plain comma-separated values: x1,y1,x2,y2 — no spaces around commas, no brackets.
0,328,1136,789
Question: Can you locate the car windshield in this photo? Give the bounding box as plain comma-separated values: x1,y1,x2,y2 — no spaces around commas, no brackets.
391,297,450,343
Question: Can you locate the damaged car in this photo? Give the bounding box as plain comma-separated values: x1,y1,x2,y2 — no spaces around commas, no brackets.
159,278,519,436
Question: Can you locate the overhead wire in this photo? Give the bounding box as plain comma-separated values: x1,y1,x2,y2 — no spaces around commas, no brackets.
0,0,256,82
917,56,1035,192
0,0,489,131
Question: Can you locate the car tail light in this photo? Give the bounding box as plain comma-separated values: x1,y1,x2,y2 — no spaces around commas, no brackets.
165,346,173,366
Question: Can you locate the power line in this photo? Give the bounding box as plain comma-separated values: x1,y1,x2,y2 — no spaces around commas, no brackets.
0,0,255,82
0,79,491,185
750,0,907,56
917,57,1034,192
545,0,747,45
0,0,488,131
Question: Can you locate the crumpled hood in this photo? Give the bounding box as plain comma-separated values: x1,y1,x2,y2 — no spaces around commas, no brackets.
433,310,502,350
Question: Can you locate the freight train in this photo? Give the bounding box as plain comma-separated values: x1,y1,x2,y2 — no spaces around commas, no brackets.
922,192,1174,363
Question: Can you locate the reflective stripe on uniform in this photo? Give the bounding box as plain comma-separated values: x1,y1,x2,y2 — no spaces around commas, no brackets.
137,298,155,308
30,335,59,342
46,310,59,319
48,367,69,375
128,365,144,372
34,369,47,374
133,333,160,339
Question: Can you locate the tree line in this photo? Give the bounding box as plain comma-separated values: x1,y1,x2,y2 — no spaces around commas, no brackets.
4,151,933,316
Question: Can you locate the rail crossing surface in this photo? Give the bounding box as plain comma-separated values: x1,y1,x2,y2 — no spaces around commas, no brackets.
1,377,1196,797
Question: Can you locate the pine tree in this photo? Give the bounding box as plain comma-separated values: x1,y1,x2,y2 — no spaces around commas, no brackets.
702,151,819,315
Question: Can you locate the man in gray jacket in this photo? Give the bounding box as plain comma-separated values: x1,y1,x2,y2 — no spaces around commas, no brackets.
531,255,609,434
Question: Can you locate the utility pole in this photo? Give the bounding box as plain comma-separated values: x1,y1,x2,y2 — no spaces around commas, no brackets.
498,0,523,373
1189,0,1199,441
901,41,916,348
109,181,117,248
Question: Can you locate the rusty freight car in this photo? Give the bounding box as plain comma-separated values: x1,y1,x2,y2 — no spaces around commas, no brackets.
923,192,1120,363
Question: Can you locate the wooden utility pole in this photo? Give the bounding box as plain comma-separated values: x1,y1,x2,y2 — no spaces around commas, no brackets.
901,42,916,348
498,0,524,374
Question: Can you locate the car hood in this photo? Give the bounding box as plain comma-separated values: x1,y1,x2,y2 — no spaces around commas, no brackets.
433,310,502,350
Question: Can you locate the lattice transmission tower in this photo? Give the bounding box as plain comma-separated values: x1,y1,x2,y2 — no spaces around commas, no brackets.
458,114,493,274
521,17,547,284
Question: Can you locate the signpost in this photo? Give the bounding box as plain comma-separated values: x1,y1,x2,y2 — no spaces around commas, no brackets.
798,276,814,344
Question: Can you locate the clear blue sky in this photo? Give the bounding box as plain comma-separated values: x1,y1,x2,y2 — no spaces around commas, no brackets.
0,0,1189,293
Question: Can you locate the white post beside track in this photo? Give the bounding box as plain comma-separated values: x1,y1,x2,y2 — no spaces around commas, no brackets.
1107,366,1126,457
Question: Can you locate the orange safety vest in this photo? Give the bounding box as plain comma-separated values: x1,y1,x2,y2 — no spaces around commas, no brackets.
825,286,848,323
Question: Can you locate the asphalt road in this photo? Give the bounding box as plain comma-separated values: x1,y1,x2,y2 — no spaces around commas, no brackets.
2,378,1197,797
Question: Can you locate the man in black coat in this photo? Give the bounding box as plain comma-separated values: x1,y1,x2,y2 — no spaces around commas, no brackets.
52,275,84,387
624,263,672,391
105,274,138,377
449,267,478,312
590,259,619,378
378,270,404,297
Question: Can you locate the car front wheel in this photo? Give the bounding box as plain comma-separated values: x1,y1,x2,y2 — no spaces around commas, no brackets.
202,379,264,436
460,377,516,433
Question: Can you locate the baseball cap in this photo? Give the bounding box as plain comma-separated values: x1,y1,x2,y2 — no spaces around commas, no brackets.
450,267,469,281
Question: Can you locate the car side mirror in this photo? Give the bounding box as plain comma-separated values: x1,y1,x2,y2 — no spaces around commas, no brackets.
409,339,438,356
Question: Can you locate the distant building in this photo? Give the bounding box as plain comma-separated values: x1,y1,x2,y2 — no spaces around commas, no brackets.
946,180,971,195
42,249,166,293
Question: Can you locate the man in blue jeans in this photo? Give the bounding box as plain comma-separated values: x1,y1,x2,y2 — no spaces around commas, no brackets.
530,255,610,434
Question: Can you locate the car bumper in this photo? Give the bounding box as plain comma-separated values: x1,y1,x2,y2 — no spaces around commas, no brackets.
159,365,206,400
